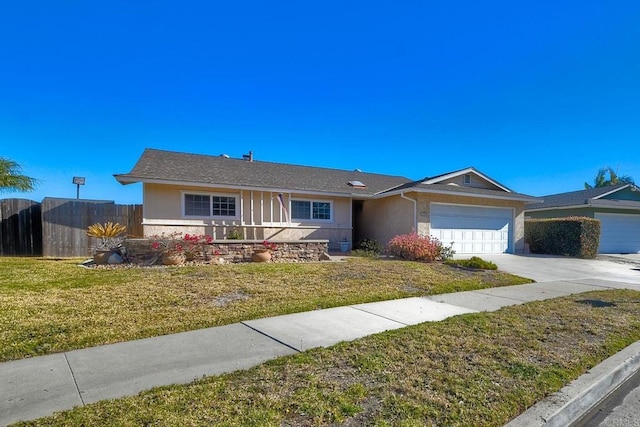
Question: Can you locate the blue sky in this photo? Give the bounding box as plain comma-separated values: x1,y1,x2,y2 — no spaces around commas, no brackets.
2,1,639,204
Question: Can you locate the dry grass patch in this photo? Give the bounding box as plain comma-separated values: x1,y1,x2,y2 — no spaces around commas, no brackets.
0,256,531,361
15,289,640,426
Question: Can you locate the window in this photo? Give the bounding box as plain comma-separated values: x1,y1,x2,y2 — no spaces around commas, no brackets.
212,196,236,217
313,202,331,220
463,174,471,185
291,200,332,221
184,193,238,218
185,194,210,216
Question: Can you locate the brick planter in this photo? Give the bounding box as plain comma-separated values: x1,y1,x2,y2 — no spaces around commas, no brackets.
122,239,329,265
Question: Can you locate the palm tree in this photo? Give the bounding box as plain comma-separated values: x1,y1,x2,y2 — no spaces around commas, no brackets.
584,166,635,189
0,157,38,192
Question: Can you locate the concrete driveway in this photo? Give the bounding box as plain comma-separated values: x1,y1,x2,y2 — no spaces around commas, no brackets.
476,253,640,285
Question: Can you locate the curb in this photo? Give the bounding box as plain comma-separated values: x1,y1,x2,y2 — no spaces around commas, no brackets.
506,340,640,426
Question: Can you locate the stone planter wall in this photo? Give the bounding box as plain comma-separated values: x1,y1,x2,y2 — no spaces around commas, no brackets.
122,239,329,265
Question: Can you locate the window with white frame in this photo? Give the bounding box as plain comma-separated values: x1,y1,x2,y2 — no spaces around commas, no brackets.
291,199,332,221
184,193,238,218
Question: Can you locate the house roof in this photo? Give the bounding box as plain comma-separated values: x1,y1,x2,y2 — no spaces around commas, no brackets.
526,183,640,211
421,166,514,192
115,148,412,197
116,149,538,202
377,167,539,202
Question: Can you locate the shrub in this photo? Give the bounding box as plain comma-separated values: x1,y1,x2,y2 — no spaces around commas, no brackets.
150,233,215,262
387,232,455,262
86,222,127,251
445,256,498,270
183,234,214,260
525,217,600,258
352,238,383,257
227,228,244,239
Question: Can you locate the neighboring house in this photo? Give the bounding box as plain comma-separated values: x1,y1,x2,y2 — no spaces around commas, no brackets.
525,184,640,254
115,148,538,254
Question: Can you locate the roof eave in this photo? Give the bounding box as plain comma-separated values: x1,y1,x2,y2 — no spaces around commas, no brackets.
524,203,640,212
591,184,635,200
422,167,513,192
113,175,367,198
374,187,540,203
525,204,588,212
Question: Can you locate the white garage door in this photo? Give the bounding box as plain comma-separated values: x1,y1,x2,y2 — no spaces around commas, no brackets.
430,204,512,254
595,213,640,254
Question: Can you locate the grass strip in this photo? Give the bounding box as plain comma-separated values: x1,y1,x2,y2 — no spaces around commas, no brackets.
0,256,530,361
11,289,640,426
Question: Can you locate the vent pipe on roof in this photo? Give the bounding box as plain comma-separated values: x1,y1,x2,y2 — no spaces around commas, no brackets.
243,151,254,161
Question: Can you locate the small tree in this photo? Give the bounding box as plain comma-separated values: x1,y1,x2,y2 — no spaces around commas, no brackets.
584,166,634,189
0,157,38,192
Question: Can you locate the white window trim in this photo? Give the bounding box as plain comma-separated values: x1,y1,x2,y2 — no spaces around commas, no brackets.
181,191,241,220
290,198,334,223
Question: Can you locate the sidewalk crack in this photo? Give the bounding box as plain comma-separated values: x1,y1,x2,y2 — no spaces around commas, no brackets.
240,322,302,353
349,306,410,326
64,354,85,406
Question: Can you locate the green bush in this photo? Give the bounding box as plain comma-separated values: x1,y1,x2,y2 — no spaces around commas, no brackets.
445,256,498,270
525,217,600,258
353,238,382,256
226,228,244,239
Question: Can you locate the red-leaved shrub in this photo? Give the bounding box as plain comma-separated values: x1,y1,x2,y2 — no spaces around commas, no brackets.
387,232,451,262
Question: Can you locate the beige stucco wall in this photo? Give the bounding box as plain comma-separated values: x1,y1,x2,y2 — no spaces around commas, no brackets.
357,192,526,253
411,192,527,253
141,183,352,249
438,175,502,190
140,183,527,253
358,195,415,247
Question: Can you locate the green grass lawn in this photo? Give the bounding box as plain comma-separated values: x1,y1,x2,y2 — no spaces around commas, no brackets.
11,289,640,427
0,256,531,361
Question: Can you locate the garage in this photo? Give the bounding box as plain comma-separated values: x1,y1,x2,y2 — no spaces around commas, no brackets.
430,204,513,254
595,213,640,254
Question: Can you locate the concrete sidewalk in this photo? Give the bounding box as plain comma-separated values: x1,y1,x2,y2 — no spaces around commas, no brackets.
1,274,638,426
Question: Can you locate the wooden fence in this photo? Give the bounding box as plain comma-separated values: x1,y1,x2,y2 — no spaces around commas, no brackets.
0,197,142,257
0,198,42,256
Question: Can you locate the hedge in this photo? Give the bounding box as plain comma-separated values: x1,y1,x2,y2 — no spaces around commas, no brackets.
525,217,601,258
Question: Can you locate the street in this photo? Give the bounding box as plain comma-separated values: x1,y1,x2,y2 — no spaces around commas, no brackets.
571,368,640,427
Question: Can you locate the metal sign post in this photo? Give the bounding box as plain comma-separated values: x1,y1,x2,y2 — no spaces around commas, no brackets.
72,177,86,199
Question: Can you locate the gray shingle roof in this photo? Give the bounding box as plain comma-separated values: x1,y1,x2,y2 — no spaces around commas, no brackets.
115,148,412,197
378,181,537,201
526,184,636,210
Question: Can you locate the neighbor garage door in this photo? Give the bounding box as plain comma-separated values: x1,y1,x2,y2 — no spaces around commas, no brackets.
430,204,512,254
595,213,640,254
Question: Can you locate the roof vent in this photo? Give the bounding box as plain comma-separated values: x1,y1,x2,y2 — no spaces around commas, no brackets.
220,154,230,158
242,151,254,162
348,180,366,188
354,168,362,172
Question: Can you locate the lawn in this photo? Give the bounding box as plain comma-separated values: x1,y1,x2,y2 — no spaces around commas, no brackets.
0,256,531,361
11,288,640,426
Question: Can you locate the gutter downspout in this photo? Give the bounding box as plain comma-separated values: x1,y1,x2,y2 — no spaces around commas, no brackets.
400,192,417,232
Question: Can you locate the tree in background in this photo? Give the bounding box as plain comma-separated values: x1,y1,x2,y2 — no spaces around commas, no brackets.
0,157,38,192
584,166,635,189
